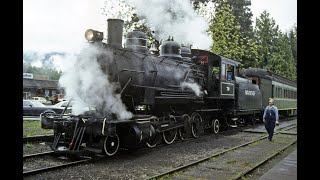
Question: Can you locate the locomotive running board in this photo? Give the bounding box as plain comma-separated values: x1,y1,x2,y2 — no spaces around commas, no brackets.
195,109,222,112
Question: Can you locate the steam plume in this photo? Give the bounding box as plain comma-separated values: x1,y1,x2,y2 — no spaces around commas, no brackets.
127,0,212,49
181,82,203,97
59,45,133,119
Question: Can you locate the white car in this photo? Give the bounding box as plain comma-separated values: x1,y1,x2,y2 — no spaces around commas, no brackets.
54,101,95,115
23,100,71,116
31,97,47,104
53,101,74,108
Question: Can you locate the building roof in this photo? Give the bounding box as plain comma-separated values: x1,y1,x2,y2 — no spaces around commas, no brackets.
23,79,59,89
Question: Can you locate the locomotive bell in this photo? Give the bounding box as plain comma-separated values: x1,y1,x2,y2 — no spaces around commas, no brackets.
149,43,158,52
126,30,148,52
159,39,182,59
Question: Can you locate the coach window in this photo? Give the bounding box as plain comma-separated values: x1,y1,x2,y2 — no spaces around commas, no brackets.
285,89,287,98
289,90,291,99
290,91,292,99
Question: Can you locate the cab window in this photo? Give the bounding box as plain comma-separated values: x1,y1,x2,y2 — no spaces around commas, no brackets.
221,63,226,80
226,64,234,81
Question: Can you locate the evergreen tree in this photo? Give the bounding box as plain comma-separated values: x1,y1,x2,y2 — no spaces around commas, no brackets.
208,2,245,64
209,0,257,68
225,0,254,38
255,11,296,80
226,0,257,68
254,10,280,68
267,32,296,80
192,0,212,10
288,24,297,66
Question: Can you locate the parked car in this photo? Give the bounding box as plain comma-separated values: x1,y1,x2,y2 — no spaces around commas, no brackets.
31,97,47,104
53,100,75,108
23,100,71,116
53,100,96,115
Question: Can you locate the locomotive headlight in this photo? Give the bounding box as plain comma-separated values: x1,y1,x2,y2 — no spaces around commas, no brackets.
85,29,104,42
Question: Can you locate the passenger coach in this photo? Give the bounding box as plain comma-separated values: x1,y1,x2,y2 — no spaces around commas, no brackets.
240,68,297,117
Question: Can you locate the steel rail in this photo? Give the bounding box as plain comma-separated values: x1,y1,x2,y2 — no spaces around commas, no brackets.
23,151,54,159
232,140,297,180
23,158,92,176
23,155,105,176
147,126,297,180
23,134,54,143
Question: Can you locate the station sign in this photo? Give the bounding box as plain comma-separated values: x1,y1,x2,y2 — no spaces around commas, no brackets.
23,73,33,79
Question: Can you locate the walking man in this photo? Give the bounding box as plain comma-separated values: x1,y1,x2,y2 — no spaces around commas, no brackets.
263,98,279,141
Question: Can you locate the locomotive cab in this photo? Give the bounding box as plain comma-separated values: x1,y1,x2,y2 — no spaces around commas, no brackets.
218,57,240,99
191,49,240,99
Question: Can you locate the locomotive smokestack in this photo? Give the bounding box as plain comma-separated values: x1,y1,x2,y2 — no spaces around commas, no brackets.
107,19,124,48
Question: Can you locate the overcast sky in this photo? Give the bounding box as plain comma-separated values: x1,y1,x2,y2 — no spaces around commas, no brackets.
23,0,297,53
251,0,297,32
23,0,106,53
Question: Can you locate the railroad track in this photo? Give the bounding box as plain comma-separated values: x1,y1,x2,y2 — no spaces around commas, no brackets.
23,151,54,159
23,134,54,143
23,151,105,176
148,124,297,179
22,120,262,177
23,117,296,178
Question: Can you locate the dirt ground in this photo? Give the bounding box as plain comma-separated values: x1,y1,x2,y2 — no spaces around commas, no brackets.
23,120,297,180
24,127,266,180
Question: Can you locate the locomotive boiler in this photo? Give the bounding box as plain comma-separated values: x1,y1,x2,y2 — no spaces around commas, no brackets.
41,19,264,156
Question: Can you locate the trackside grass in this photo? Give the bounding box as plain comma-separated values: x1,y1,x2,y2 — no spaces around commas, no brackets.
23,121,53,137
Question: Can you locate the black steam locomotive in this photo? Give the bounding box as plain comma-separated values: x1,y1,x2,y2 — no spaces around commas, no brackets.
41,19,296,156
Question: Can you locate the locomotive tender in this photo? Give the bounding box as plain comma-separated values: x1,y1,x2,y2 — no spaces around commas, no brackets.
41,19,297,156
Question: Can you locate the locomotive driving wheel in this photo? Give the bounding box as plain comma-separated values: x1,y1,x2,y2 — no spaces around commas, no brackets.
210,119,220,134
103,134,119,156
191,112,203,138
146,125,160,148
163,115,177,144
179,114,191,140
146,134,161,148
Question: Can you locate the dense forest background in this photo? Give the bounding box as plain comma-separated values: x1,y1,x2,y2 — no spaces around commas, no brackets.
23,0,297,81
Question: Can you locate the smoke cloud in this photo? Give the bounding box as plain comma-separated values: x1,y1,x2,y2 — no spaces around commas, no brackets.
127,0,212,49
59,45,133,119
